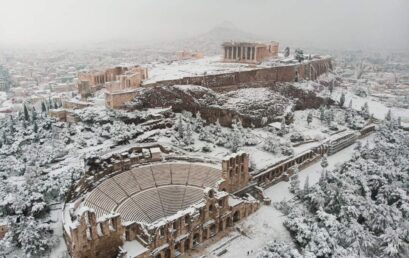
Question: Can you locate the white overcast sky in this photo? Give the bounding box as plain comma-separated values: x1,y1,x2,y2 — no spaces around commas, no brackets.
0,0,408,50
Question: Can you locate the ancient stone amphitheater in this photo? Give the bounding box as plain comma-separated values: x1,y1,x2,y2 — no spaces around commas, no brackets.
83,163,222,224
64,152,259,258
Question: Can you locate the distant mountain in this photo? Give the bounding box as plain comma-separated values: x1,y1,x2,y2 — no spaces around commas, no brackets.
154,21,266,55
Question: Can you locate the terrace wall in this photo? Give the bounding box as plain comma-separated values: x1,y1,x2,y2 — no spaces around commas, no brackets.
144,58,332,92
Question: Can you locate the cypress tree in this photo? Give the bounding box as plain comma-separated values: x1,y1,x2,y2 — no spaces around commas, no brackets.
340,92,345,107
23,104,29,121
41,101,47,113
33,121,38,133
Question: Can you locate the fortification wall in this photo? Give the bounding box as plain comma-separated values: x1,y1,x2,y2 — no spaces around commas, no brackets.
144,58,332,92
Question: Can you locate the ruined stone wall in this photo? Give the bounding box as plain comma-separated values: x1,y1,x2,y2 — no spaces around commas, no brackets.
105,90,138,109
67,211,124,258
220,152,250,193
123,189,258,258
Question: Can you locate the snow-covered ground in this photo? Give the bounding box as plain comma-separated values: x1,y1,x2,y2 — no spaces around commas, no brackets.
143,56,283,84
331,90,409,122
194,134,373,258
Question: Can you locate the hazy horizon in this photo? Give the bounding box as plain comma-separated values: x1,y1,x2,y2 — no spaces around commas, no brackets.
0,0,408,51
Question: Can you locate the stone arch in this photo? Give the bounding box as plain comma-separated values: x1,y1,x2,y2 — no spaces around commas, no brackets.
175,242,182,253
193,233,201,246
219,220,224,232
184,238,190,251
164,248,171,258
210,224,217,236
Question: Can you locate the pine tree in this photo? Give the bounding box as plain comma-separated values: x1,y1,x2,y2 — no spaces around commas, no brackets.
307,112,313,126
54,101,58,109
41,101,46,113
23,104,29,121
397,117,401,127
340,92,345,107
348,100,353,110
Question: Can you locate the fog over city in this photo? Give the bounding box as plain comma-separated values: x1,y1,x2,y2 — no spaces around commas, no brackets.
2,1,409,258
0,0,408,50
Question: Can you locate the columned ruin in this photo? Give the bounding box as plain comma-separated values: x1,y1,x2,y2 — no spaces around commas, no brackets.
222,41,278,64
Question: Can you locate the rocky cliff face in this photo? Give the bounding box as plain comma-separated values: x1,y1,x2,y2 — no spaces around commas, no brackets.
128,83,330,128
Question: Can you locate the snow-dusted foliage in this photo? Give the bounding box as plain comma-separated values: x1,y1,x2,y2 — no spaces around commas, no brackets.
0,105,146,257
196,117,258,152
258,241,302,258
270,125,409,258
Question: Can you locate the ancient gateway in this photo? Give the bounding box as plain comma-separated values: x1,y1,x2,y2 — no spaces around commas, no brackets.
63,152,259,258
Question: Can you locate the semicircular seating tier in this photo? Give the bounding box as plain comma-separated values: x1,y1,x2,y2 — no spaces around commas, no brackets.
83,163,222,224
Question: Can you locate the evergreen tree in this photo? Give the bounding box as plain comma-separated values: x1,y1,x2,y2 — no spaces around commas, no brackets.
23,104,29,121
329,81,334,95
385,109,392,121
340,92,345,107
318,170,327,185
177,115,184,139
278,118,287,136
326,111,332,126
307,112,313,126
54,101,58,109
321,155,329,170
294,49,304,63
348,100,353,110
361,102,370,119
320,106,325,122
184,123,193,145
41,101,47,113
289,166,300,194
33,121,38,133
2,131,7,145
303,175,310,194
398,117,401,127
284,46,290,57
31,106,37,121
